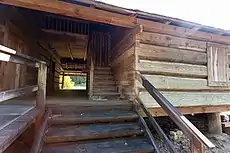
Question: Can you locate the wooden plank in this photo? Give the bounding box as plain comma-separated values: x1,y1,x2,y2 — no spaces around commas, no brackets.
45,123,143,143
49,110,138,125
207,43,229,87
137,75,230,91
139,91,230,108
42,137,154,153
137,32,206,52
137,44,207,65
0,107,38,153
0,0,135,28
0,86,38,103
137,60,207,78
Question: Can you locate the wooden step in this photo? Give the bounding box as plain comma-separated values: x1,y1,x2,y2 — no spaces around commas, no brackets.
94,75,114,80
45,122,144,143
49,101,132,115
94,71,112,75
93,92,120,96
93,81,115,86
42,137,154,153
94,67,111,71
49,110,138,125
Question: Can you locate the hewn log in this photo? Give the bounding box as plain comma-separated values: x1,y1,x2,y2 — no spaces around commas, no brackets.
136,44,207,65
137,60,207,78
208,113,222,134
137,32,206,52
0,85,38,102
137,75,230,91
139,91,230,108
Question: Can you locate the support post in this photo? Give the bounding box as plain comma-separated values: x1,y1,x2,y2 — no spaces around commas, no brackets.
61,72,65,89
208,113,222,134
35,62,47,133
36,62,47,112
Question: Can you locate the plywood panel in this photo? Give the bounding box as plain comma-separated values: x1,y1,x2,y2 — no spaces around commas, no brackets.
139,91,230,108
137,44,207,65
137,32,206,52
137,75,230,91
137,60,207,78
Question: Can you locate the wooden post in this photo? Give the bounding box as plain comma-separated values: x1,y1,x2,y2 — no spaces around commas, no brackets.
208,113,222,134
36,62,47,112
190,139,205,153
61,72,65,89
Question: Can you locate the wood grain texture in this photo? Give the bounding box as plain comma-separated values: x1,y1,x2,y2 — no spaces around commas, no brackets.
0,0,135,28
137,60,207,78
42,137,154,153
149,105,230,116
139,91,230,107
207,43,229,87
137,44,207,65
137,32,206,52
137,75,230,91
45,123,143,143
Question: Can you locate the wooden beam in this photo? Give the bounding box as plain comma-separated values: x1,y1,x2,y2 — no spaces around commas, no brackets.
0,0,135,28
137,60,207,78
136,44,207,65
137,75,230,91
138,18,230,45
139,91,230,108
67,44,74,60
36,63,47,112
137,32,206,52
0,85,38,102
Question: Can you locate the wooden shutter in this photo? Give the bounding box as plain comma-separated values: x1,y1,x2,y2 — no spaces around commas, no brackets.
207,43,229,87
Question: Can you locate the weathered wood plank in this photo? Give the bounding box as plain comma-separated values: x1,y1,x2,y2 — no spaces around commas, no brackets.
149,105,230,117
137,44,207,65
42,137,154,153
139,91,230,108
137,32,206,52
137,60,207,78
0,86,38,103
45,123,143,143
0,0,135,28
137,75,230,91
207,43,229,87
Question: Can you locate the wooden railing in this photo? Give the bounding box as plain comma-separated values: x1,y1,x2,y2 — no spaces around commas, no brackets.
136,72,215,153
0,44,47,152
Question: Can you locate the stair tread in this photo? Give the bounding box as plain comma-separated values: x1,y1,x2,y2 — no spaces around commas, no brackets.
42,137,154,153
45,122,144,143
50,110,138,124
93,92,120,95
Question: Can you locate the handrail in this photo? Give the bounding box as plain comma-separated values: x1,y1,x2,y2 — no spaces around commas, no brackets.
136,71,215,152
30,110,50,153
135,97,176,153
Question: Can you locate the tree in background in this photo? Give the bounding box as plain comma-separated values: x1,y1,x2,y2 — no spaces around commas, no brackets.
59,76,75,89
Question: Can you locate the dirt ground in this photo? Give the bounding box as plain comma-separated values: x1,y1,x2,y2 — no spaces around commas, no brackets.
155,130,230,153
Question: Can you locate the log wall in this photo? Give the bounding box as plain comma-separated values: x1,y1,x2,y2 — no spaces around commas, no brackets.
0,7,61,92
111,28,139,100
135,25,230,115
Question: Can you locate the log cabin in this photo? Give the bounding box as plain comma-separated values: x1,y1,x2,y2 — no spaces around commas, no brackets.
0,0,229,153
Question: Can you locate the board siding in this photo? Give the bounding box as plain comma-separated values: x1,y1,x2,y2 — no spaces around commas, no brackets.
139,91,230,108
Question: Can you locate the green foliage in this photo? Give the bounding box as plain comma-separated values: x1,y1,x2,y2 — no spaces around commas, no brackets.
70,76,86,86
59,75,75,89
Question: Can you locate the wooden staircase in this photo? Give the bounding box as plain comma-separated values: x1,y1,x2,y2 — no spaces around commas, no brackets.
92,67,120,100
40,101,155,153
